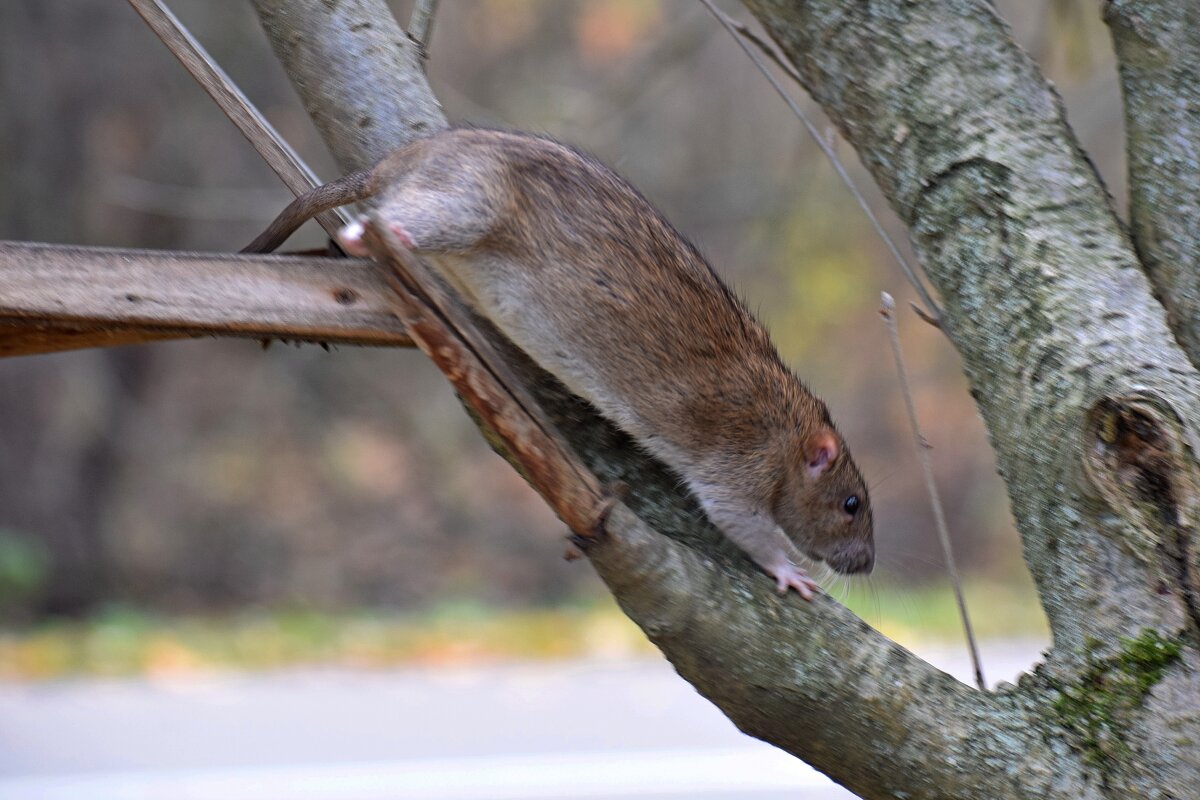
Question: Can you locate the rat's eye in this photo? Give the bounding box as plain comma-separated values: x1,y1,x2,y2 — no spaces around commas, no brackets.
843,495,861,516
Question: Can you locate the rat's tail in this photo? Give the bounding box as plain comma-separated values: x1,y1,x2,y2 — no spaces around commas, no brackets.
241,168,375,254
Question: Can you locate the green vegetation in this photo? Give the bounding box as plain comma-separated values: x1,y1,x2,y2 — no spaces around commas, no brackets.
0,531,48,607
0,580,1047,679
0,601,654,679
1051,629,1184,769
838,578,1049,642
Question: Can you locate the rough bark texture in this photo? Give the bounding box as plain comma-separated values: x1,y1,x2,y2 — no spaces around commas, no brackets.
741,0,1200,651
739,0,1200,793
1105,0,1200,369
587,505,1086,799
246,1,1200,797
249,0,446,174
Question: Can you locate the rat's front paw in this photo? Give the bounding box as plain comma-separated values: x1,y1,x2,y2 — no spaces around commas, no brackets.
770,562,819,601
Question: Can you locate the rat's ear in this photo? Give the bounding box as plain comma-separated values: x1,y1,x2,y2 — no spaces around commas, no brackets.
803,428,840,478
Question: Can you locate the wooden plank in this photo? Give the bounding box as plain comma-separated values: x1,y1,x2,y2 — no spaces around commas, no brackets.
0,240,413,356
0,325,191,358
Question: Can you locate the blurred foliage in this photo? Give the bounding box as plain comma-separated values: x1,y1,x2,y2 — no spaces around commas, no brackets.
0,598,653,679
840,576,1050,645
0,0,1122,638
0,531,49,610
0,581,1045,680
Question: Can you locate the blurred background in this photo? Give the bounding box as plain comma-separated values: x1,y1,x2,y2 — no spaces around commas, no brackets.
0,0,1119,796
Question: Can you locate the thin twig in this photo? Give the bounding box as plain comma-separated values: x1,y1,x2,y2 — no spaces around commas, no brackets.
408,0,440,53
125,0,350,238
698,0,942,326
706,4,803,84
880,292,984,690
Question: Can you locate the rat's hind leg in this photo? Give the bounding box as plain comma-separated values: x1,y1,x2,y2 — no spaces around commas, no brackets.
337,183,500,258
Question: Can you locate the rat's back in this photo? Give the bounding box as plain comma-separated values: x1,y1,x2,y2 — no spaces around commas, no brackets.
382,129,806,465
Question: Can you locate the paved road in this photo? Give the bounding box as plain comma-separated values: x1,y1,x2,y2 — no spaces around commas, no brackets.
0,639,1045,799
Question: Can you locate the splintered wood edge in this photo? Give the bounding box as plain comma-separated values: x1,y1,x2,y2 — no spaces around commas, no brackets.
360,220,609,539
0,240,415,356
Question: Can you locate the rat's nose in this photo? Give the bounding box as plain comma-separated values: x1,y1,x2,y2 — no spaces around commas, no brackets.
828,540,875,575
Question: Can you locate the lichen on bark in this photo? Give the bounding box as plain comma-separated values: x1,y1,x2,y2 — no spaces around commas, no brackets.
1051,630,1183,774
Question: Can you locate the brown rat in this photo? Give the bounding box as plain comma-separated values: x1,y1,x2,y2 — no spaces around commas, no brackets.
246,128,874,598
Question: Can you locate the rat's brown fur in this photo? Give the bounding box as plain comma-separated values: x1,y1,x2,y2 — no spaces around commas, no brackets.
247,129,874,595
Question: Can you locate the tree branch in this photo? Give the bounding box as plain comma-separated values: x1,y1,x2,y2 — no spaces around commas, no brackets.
0,240,413,355
407,0,440,53
353,195,1075,800
1105,0,1200,368
359,218,605,536
346,209,1071,799
587,502,1082,799
231,1,1198,794
248,0,446,174
740,0,1200,665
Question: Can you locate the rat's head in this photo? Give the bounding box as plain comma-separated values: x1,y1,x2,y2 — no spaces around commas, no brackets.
773,426,874,575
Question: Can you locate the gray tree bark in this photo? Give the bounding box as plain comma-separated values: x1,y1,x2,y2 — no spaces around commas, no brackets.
1105,0,1200,369
249,1,1199,797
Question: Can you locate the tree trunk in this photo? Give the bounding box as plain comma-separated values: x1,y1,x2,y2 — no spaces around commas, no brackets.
1105,0,1200,369
249,1,1199,797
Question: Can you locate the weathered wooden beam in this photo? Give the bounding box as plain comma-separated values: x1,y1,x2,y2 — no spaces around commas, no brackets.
0,240,414,356
0,325,189,358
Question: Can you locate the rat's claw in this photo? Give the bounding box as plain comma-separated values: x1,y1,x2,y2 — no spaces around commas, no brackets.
772,563,819,601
